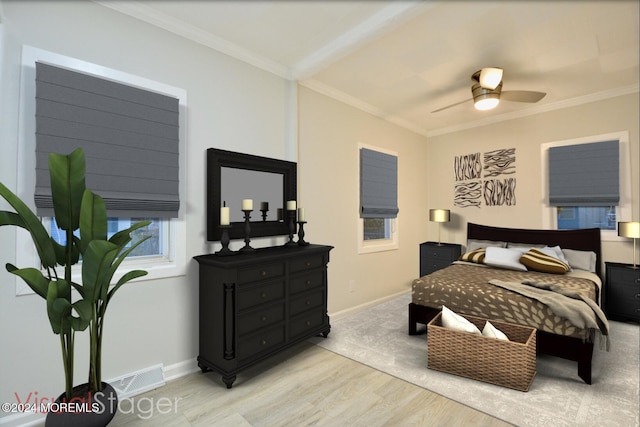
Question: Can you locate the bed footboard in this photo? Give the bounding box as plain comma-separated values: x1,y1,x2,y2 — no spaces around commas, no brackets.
408,302,594,384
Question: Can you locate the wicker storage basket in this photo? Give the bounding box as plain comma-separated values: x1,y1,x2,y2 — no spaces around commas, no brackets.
427,312,537,391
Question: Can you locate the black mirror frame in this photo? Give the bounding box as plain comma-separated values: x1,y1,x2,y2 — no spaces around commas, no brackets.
207,148,297,241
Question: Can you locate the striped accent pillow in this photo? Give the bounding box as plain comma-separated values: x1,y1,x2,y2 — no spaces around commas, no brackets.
458,248,486,264
519,248,570,274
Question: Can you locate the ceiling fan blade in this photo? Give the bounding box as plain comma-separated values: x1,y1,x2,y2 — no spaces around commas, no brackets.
501,90,546,103
431,98,472,113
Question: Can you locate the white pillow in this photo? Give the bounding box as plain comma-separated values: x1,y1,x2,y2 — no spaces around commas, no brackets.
441,306,481,335
482,321,510,341
562,248,597,272
484,247,528,271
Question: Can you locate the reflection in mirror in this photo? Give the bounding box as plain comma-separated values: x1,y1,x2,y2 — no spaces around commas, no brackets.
221,167,284,222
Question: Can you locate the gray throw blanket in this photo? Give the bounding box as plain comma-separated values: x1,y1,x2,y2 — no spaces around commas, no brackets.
488,279,610,351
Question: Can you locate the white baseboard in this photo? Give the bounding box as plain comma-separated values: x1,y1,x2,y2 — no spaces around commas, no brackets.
329,289,410,321
163,358,200,382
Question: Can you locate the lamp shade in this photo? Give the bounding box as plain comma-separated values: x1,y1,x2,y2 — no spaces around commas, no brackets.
618,222,640,238
429,209,450,223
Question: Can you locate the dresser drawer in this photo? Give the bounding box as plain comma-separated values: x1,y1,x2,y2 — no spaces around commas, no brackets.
237,325,285,362
238,262,285,284
425,258,454,274
290,255,325,272
237,281,285,311
609,267,640,286
290,310,326,338
290,272,324,295
290,289,324,316
237,303,285,335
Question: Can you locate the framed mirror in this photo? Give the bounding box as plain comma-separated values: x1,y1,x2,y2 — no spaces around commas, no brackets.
207,148,297,241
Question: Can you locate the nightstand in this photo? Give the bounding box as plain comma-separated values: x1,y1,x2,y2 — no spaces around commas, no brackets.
605,262,640,323
420,242,462,277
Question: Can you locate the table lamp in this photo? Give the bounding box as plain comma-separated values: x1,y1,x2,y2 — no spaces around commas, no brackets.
429,209,450,245
618,221,640,269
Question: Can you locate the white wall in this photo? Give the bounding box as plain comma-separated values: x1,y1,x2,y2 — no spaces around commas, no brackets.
0,1,292,422
426,93,640,269
297,86,430,315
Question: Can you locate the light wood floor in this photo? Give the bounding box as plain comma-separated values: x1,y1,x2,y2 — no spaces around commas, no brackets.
109,343,512,427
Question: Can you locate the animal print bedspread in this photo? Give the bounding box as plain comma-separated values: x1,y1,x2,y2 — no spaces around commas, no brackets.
412,263,601,339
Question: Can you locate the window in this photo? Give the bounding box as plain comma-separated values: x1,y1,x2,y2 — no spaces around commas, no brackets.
541,131,632,241
14,46,187,295
358,145,398,253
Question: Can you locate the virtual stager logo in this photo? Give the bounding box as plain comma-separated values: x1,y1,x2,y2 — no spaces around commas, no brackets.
3,390,182,420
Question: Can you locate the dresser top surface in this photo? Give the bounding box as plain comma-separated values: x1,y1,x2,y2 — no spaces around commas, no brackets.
194,244,333,267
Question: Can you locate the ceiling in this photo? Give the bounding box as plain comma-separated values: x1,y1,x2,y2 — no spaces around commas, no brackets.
98,1,639,137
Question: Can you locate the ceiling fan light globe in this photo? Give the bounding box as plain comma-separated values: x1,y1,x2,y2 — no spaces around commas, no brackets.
474,98,500,110
479,67,503,90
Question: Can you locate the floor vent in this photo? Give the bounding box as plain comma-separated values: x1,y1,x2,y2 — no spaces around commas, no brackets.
108,364,165,398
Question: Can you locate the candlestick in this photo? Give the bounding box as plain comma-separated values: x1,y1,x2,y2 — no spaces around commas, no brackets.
297,221,309,246
284,210,297,247
215,225,236,256
240,209,255,253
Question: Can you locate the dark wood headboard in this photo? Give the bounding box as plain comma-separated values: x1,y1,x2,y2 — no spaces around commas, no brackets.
467,223,602,277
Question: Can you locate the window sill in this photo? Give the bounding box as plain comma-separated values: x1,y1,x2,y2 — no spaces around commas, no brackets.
358,239,399,254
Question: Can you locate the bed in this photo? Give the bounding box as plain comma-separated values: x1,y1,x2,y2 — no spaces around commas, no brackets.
409,222,606,385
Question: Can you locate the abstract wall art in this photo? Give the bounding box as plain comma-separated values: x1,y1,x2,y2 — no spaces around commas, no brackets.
454,148,516,208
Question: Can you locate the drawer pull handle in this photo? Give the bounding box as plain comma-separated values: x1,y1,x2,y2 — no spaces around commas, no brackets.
261,339,267,346
306,261,312,267
306,280,312,286
261,292,267,299
306,300,311,305
636,278,640,284
635,293,640,300
261,271,268,277
261,315,267,322
306,321,311,326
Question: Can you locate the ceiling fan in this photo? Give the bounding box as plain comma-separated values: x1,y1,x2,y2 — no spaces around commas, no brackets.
431,67,546,113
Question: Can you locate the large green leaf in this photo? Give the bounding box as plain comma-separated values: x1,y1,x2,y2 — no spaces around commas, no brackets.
48,148,85,232
5,264,49,299
46,280,72,335
0,211,27,228
0,183,57,268
81,240,119,303
78,190,107,254
107,269,147,303
70,299,92,331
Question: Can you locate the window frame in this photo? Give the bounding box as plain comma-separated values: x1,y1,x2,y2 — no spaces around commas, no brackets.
540,131,632,242
357,143,399,254
14,46,187,296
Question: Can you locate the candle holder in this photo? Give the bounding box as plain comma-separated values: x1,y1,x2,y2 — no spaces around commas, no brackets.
297,221,309,246
215,225,236,256
285,211,297,247
240,210,255,253
260,209,268,222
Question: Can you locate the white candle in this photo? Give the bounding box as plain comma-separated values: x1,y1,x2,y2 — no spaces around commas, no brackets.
220,207,230,225
286,200,296,211
297,207,305,222
260,201,269,211
242,199,253,211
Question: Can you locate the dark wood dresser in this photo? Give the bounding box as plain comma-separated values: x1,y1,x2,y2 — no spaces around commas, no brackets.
194,244,333,388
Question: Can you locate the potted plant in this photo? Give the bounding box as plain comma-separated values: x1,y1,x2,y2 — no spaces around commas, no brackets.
0,148,150,426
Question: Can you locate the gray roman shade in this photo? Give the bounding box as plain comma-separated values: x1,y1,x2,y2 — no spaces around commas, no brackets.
360,148,399,218
548,140,619,207
35,62,180,218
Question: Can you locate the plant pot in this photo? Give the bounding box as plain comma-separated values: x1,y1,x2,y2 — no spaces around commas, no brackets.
45,382,118,427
